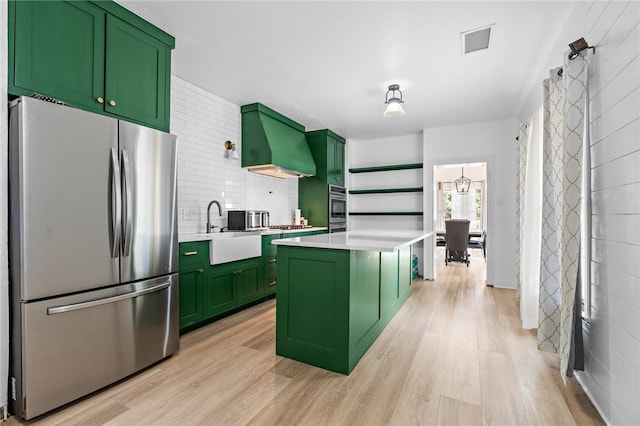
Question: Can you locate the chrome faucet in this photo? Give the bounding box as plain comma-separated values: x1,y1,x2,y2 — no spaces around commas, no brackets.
206,200,222,233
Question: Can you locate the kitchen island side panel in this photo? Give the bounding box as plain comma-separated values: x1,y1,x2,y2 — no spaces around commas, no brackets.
275,246,351,374
275,244,413,375
347,247,411,372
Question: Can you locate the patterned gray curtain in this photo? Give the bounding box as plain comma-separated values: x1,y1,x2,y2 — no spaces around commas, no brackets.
517,50,589,379
558,51,589,378
515,124,528,299
538,68,564,353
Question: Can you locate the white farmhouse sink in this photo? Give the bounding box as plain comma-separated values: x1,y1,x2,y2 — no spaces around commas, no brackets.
209,232,261,265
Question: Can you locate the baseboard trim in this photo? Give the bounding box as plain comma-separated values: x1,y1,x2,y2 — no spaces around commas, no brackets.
575,371,611,426
489,279,516,289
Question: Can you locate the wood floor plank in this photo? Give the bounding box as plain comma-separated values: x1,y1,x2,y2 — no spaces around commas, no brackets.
435,395,482,426
9,250,603,426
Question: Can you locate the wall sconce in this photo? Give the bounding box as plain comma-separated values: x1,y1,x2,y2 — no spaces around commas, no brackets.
224,140,239,160
383,84,405,118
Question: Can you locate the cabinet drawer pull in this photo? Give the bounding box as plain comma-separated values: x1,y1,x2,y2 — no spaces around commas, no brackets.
198,268,204,273
268,258,277,264
267,280,277,286
96,97,104,104
109,100,117,107
183,251,198,256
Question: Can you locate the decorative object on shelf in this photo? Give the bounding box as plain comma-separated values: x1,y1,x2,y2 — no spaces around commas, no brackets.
454,167,471,193
224,140,239,160
383,84,405,118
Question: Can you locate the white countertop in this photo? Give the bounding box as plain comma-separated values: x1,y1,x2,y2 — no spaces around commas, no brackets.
178,227,327,243
272,229,432,252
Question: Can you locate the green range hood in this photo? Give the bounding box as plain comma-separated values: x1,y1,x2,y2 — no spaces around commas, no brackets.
241,103,316,178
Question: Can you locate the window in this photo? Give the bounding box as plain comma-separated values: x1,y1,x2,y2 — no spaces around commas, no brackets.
437,181,484,231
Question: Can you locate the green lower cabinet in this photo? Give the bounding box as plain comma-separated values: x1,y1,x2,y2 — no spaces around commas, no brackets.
262,233,281,295
178,263,204,329
203,266,237,317
264,260,278,295
276,245,413,374
236,258,263,304
399,246,412,296
179,241,268,332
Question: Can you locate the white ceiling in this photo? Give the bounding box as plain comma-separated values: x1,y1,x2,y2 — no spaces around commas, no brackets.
119,1,577,140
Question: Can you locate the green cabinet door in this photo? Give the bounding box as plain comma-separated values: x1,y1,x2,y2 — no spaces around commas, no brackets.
11,0,105,113
334,140,345,184
399,247,412,296
237,258,263,304
105,14,169,130
203,265,237,317
179,264,204,329
262,234,280,296
327,137,345,184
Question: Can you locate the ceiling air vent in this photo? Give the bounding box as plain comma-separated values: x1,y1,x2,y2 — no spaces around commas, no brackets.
461,25,493,55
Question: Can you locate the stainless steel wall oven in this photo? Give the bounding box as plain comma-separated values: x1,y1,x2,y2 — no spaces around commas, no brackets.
328,184,346,231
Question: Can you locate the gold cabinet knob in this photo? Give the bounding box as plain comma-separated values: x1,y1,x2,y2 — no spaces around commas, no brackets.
96,97,104,104
108,100,116,107
198,268,204,274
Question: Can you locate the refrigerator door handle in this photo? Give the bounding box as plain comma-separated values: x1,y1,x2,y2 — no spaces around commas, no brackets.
121,149,133,257
109,148,122,258
46,280,171,315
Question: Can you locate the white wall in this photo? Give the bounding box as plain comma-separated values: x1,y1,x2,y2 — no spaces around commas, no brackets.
517,2,586,123
0,0,9,415
577,1,640,425
423,118,518,287
170,76,298,234
348,133,424,274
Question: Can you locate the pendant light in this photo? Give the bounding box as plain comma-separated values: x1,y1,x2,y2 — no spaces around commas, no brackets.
454,167,471,193
383,84,405,118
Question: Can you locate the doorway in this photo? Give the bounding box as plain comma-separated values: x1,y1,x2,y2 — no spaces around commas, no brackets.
423,159,494,284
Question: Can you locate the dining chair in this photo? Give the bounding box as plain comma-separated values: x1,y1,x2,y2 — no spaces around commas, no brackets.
444,219,470,266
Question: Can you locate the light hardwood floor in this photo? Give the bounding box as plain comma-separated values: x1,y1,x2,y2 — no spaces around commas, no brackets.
11,249,603,425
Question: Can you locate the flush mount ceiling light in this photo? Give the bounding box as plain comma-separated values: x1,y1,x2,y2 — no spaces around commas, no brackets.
383,84,405,118
454,167,471,193
224,140,239,160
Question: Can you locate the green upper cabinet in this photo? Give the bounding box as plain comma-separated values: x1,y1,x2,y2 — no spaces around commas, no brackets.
304,129,346,185
104,14,169,129
8,0,174,132
11,1,106,114
298,129,346,226
327,136,346,184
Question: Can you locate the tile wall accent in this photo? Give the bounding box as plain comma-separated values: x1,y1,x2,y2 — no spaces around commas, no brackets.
170,76,297,234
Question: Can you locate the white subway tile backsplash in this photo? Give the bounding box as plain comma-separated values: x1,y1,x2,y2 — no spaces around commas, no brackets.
170,75,297,235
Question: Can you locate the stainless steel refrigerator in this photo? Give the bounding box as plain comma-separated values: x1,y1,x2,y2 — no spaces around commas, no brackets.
8,97,179,419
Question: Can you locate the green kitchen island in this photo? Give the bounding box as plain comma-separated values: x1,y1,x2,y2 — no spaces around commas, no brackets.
273,230,430,374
